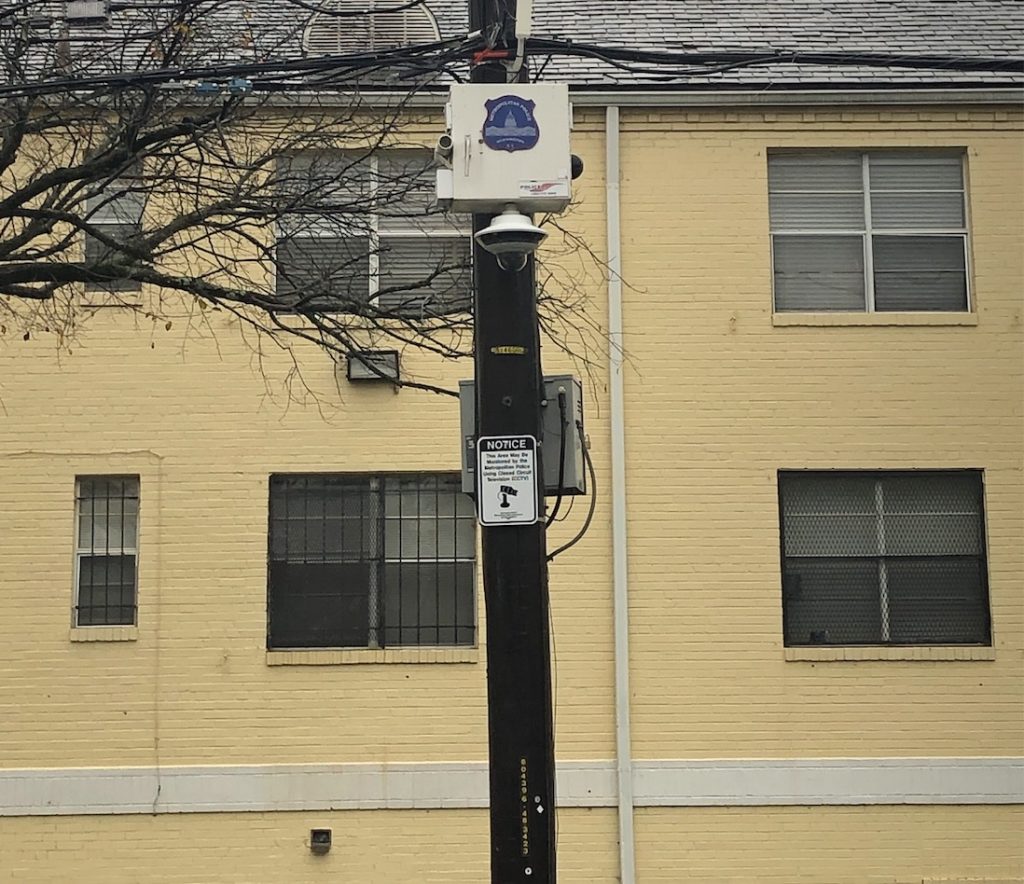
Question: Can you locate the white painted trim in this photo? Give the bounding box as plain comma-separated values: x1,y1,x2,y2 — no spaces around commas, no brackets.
1,759,1019,817
784,644,995,660
632,759,1024,807
772,312,979,328
568,87,1024,108
250,87,1024,109
606,104,637,884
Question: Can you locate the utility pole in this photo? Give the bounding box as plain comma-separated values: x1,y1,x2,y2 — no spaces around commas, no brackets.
469,1,557,881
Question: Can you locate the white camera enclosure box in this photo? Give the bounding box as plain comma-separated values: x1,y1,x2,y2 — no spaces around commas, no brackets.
438,83,572,214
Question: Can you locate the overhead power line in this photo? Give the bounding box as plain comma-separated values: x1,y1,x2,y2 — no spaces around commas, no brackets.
524,38,1024,77
0,32,1020,99
0,37,476,98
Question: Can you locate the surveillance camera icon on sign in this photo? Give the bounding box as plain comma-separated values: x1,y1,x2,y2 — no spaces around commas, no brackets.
499,485,518,508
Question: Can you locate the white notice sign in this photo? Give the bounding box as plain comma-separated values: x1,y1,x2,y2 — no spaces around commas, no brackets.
476,435,539,526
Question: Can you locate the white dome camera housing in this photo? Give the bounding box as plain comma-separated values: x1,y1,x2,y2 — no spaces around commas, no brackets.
474,207,547,272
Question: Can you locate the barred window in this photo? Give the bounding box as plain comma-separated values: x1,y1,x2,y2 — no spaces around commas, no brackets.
84,172,145,292
275,151,471,317
779,471,991,646
75,476,139,626
268,474,476,649
768,150,969,312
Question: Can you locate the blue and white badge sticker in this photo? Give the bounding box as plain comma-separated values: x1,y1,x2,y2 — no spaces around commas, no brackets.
482,95,540,152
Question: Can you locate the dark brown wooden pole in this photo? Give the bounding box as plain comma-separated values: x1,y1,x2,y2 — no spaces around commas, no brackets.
468,2,557,881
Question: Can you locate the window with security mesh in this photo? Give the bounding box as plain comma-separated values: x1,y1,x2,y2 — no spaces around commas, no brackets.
779,471,991,646
275,151,471,316
268,474,476,649
84,172,145,292
768,150,969,312
75,476,139,626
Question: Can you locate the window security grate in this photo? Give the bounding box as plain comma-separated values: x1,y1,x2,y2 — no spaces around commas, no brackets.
75,476,139,626
779,470,991,646
268,474,475,649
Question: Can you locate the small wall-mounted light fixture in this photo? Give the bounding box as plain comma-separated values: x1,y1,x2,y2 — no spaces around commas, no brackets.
310,828,332,855
346,350,400,383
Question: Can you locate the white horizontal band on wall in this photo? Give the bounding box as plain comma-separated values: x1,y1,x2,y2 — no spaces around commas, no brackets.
0,758,1020,817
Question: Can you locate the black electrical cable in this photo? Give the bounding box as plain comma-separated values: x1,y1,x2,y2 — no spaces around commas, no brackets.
277,0,429,18
525,38,1024,75
553,495,575,522
532,52,554,81
4,29,1020,100
525,42,761,80
546,422,596,563
0,34,480,98
545,389,568,527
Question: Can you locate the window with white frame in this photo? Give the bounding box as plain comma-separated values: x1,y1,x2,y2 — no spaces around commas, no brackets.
275,151,471,316
75,476,139,626
267,473,476,649
779,470,991,647
768,150,969,312
84,173,145,292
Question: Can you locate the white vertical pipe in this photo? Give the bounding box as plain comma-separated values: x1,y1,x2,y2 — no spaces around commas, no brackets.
606,104,636,884
514,0,534,37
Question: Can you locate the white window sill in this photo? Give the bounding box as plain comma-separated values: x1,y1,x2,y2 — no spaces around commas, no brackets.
69,626,138,643
266,647,479,666
773,312,979,328
79,291,144,308
785,645,995,662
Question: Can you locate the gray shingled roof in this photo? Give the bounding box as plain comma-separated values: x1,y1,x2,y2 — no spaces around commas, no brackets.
290,0,1024,90
228,0,1024,90
522,0,1024,88
19,0,1024,92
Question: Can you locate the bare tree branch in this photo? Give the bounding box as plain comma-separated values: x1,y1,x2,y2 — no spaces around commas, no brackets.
0,0,605,397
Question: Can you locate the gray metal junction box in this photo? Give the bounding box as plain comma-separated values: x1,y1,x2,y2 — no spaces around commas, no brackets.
459,374,586,497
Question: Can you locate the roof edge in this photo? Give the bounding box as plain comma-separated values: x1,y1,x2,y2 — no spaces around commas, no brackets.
569,86,1024,107
254,85,1024,109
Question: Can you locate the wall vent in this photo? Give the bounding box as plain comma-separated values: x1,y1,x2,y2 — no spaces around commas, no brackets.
304,0,440,56
66,0,110,26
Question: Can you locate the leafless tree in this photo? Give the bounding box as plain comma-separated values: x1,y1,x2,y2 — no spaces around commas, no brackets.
0,0,608,397
0,4,427,393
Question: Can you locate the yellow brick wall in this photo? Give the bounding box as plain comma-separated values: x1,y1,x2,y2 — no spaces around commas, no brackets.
0,343,493,767
0,106,1021,881
616,106,1024,758
0,806,1020,883
0,125,614,769
634,806,1024,883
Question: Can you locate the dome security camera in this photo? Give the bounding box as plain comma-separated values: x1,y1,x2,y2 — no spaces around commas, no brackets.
474,207,547,272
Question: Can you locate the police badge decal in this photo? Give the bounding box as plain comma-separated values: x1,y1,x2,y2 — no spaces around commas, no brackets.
482,95,540,152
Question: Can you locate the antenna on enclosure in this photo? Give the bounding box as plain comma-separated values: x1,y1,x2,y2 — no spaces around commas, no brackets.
515,0,534,39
